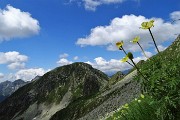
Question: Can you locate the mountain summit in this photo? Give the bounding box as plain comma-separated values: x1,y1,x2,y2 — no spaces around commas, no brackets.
0,62,108,120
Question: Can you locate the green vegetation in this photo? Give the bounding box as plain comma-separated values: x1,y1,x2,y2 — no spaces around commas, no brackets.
71,84,83,101
50,92,107,120
107,39,180,119
106,19,180,119
106,95,159,120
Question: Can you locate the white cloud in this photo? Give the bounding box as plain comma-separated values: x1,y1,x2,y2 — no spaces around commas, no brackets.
0,51,28,64
59,53,69,58
68,0,139,11
84,0,125,11
0,73,4,79
170,11,180,21
7,62,25,70
57,58,72,66
87,51,153,73
73,56,79,60
86,57,131,73
143,51,153,58
15,68,47,81
76,12,180,51
0,51,28,70
156,45,167,52
0,5,40,42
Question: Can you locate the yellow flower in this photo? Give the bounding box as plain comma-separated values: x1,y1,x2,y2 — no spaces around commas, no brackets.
140,20,154,29
121,55,129,62
123,103,129,109
116,41,124,49
140,94,145,99
131,36,140,43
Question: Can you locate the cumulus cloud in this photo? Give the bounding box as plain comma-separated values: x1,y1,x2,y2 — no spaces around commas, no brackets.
76,12,180,51
15,68,47,81
0,51,28,64
57,58,72,66
0,51,28,70
86,57,130,73
0,5,40,42
59,53,69,58
86,51,153,73
170,11,180,21
7,62,25,70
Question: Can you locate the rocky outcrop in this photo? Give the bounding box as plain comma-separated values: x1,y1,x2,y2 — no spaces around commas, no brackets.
78,70,140,120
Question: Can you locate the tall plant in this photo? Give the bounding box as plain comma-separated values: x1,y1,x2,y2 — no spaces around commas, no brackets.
140,20,160,53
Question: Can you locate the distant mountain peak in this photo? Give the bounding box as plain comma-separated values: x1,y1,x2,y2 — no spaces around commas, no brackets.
0,79,27,103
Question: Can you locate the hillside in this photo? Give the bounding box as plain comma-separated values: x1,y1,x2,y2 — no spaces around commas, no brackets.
106,35,180,119
0,62,109,120
0,61,141,120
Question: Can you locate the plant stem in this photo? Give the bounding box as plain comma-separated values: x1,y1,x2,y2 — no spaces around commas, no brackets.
129,58,147,81
126,61,134,67
148,28,160,53
121,47,128,55
137,42,149,59
130,59,148,93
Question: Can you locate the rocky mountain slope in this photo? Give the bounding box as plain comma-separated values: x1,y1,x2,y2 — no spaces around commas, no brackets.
0,62,109,120
0,79,27,102
0,61,141,120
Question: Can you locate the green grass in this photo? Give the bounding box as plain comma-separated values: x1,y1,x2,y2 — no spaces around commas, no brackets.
106,95,159,120
106,36,180,120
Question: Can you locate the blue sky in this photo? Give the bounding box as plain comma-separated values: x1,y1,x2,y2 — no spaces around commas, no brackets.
0,0,180,82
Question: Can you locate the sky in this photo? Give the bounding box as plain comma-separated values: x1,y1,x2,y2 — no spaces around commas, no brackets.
0,0,180,82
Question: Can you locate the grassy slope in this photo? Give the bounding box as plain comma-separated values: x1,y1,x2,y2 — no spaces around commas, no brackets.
106,35,180,119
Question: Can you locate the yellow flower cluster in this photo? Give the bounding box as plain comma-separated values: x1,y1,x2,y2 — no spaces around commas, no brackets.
134,94,145,103
116,20,155,61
